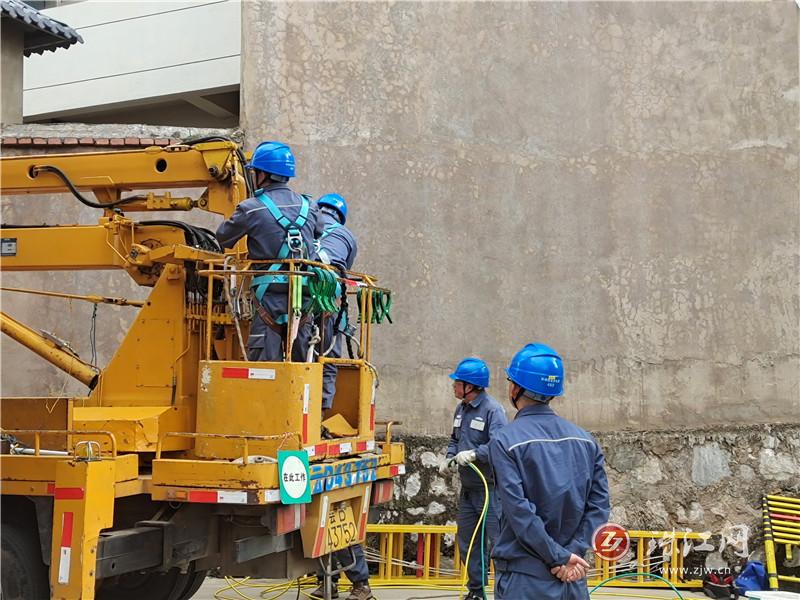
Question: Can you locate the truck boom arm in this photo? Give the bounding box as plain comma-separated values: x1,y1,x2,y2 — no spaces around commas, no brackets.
0,140,248,218
0,310,98,389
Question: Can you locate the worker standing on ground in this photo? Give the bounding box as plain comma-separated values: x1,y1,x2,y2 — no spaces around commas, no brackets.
315,193,358,410
439,358,507,600
215,141,318,362
310,193,373,600
489,343,610,600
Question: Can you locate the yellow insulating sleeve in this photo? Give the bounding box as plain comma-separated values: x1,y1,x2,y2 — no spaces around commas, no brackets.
460,461,490,600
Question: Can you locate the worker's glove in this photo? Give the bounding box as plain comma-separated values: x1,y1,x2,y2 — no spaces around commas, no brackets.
455,449,477,466
438,456,455,475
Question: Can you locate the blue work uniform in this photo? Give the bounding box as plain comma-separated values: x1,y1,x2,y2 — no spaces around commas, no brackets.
215,183,318,362
488,402,610,600
318,543,370,589
313,211,368,586
446,391,507,597
315,211,358,410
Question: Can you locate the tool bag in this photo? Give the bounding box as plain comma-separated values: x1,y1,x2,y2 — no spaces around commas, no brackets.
703,570,739,599
734,561,767,595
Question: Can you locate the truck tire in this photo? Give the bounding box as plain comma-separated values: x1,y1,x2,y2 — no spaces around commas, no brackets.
1,521,50,600
175,569,207,600
96,565,206,600
96,568,190,600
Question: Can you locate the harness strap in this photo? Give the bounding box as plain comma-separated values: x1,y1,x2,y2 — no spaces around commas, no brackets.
250,191,310,302
319,222,342,240
256,190,309,231
250,290,312,333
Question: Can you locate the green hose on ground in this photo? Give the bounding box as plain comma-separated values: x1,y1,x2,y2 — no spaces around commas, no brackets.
589,573,686,599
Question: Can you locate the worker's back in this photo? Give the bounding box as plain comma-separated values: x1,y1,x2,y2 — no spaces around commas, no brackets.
317,210,358,270
216,183,318,260
489,402,609,578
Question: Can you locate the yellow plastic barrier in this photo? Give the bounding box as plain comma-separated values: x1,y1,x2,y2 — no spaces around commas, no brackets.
366,524,706,589
763,494,800,590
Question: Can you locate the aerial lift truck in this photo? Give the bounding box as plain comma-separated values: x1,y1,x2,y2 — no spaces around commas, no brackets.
0,139,405,600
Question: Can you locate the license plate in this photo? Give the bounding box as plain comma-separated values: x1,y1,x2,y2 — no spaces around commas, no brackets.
325,501,358,553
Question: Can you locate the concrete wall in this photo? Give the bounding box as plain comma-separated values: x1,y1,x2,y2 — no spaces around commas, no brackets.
242,2,800,433
389,423,800,566
1,22,24,124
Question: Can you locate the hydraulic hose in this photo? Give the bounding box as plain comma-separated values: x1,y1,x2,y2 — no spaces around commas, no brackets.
183,134,254,197
30,165,143,209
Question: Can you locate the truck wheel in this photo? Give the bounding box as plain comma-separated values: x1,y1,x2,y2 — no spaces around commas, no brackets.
175,569,207,600
96,568,191,600
1,521,50,600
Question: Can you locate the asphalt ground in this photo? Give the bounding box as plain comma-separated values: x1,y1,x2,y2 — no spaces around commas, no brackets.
194,578,710,600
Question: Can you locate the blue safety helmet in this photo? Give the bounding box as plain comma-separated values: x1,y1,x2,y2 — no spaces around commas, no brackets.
449,357,490,389
317,193,348,224
247,141,296,178
505,343,564,397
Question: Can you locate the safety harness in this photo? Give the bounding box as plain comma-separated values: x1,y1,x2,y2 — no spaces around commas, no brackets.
314,220,342,264
320,221,341,240
249,191,311,333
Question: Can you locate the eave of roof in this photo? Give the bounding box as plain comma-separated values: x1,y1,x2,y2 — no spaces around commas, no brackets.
1,0,83,56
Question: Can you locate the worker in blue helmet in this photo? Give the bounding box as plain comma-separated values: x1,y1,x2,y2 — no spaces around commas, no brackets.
488,344,610,600
314,193,358,410
215,141,318,362
440,357,507,600
309,193,373,600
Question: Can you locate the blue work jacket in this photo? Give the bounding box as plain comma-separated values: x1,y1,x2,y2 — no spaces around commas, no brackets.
489,402,610,577
446,391,507,488
215,183,318,260
316,211,358,270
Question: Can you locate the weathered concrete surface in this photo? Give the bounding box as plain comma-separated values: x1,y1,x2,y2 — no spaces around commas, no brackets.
1,21,24,124
242,2,800,433
0,126,235,398
388,424,800,550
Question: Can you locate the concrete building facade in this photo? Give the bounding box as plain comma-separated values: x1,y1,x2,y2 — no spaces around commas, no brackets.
1,1,798,539
1,0,82,124
242,1,799,434
21,0,240,126
1,19,25,123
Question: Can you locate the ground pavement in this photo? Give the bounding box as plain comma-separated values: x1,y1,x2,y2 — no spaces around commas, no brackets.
195,578,709,600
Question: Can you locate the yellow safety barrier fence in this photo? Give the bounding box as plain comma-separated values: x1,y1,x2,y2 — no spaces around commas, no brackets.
763,493,800,590
366,524,706,589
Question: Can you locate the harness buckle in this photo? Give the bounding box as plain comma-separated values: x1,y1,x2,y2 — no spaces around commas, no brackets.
286,229,304,256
